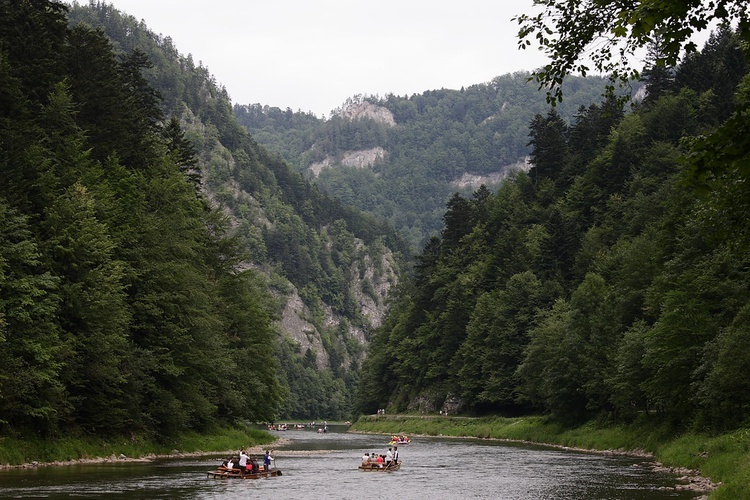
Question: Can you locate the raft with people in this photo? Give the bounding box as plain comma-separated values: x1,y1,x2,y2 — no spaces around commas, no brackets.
358,462,401,472
388,435,410,445
360,448,401,472
207,450,281,479
207,466,282,479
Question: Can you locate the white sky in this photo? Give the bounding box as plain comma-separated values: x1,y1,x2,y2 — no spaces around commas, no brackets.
95,0,550,117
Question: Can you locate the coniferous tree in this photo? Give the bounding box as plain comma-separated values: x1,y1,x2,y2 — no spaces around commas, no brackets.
0,203,65,435
43,182,131,433
163,115,200,187
441,193,473,249
527,108,568,186
64,24,129,166
640,37,676,107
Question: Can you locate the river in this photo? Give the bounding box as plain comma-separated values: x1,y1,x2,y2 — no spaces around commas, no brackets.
0,426,701,499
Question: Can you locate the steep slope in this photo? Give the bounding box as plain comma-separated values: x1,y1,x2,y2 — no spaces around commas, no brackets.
67,2,408,420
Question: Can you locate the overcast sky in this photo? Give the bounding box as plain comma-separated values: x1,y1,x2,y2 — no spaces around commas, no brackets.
98,0,550,117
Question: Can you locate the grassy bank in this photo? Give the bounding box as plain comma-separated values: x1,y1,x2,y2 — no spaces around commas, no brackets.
0,425,275,467
351,415,750,499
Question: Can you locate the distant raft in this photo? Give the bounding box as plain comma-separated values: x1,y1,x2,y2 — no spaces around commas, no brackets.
388,437,411,445
358,462,401,472
207,466,282,479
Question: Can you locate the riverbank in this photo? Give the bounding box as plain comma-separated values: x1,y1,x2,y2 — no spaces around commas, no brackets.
351,414,749,499
0,425,279,470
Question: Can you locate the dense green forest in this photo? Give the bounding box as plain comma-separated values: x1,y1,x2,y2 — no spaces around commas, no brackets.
358,25,750,432
65,2,413,423
5,0,749,446
235,74,624,248
0,0,409,439
0,0,282,439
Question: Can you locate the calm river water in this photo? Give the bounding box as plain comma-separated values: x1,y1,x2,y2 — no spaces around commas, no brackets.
0,426,700,499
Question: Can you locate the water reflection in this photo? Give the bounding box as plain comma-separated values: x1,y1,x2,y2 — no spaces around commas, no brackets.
0,427,699,499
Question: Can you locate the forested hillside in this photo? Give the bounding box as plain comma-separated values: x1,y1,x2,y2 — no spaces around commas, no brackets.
65,2,415,422
236,74,622,248
0,0,408,439
0,0,281,438
358,26,750,432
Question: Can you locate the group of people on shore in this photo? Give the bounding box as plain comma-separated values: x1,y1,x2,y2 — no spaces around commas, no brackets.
361,445,399,467
222,449,274,474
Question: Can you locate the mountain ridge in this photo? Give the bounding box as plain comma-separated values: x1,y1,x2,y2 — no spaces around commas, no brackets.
236,75,626,248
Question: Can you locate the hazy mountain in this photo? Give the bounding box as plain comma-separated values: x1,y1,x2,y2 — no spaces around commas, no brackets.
236,75,626,249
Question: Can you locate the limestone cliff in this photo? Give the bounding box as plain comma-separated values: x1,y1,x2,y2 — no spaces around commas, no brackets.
186,103,399,375
336,99,396,127
309,147,387,177
309,100,395,178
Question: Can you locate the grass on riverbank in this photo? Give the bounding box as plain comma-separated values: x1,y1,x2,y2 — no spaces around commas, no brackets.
351,414,750,499
0,425,275,467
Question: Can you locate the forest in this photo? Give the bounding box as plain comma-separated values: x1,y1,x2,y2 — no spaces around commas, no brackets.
0,0,409,439
0,0,289,439
358,24,750,432
3,0,749,446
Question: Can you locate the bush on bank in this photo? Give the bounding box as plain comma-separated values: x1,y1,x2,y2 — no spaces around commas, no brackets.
0,425,275,467
351,415,750,499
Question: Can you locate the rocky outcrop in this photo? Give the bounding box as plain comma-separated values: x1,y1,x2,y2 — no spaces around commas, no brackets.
450,157,531,190
337,100,396,127
280,291,330,370
350,240,398,329
309,100,393,177
309,147,387,177
188,100,398,376
406,392,466,415
276,237,398,371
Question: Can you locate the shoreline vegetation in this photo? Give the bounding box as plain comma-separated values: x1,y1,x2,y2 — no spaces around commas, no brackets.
350,414,750,499
0,425,280,471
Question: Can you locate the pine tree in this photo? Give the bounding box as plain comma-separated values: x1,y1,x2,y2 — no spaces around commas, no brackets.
0,203,65,435
527,108,568,185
